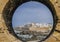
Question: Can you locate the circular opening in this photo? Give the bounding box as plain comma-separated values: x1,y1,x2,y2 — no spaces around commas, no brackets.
12,1,54,42
2,0,57,42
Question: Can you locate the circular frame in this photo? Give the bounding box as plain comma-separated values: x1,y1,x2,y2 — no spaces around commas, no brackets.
2,0,57,42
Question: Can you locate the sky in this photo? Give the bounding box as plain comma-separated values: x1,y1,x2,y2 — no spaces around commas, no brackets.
12,1,53,28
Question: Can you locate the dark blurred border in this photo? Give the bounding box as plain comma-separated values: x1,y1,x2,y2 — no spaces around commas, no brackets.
2,0,58,42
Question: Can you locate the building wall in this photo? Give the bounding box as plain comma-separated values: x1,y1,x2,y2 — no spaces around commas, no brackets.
0,0,60,42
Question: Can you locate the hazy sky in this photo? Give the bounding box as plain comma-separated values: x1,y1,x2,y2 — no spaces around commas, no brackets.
12,1,53,28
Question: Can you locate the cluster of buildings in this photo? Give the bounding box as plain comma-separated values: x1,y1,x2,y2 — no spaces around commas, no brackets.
19,23,53,28
14,23,53,41
15,23,52,32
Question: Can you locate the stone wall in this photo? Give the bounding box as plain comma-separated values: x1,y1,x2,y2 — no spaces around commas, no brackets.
0,0,60,42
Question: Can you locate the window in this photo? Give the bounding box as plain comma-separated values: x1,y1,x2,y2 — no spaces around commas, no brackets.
12,1,54,42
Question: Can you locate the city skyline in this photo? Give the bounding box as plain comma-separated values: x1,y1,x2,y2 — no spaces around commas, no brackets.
14,22,52,41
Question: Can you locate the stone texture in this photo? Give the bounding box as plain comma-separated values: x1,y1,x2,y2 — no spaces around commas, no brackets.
0,0,8,13
0,0,60,42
